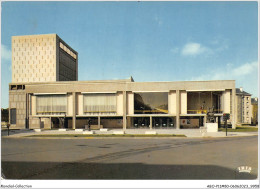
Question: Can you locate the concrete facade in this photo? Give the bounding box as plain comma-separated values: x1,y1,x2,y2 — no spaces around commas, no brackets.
12,34,78,83
9,89,27,129
9,34,238,130
9,80,237,130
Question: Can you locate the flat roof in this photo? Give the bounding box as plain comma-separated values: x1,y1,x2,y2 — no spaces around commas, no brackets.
9,79,235,86
9,79,236,94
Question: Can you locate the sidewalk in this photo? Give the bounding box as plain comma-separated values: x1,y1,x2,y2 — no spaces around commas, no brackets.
1,128,258,138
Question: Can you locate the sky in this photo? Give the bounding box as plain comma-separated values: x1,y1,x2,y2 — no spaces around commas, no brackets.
1,1,258,108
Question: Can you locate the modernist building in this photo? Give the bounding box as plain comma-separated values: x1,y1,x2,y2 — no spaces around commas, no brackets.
12,34,78,83
8,34,237,130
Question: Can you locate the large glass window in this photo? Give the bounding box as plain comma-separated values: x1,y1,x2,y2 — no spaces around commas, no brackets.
134,92,168,114
83,93,116,115
36,95,67,115
187,91,223,114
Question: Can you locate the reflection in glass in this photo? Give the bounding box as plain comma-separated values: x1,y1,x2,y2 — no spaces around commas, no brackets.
134,92,168,114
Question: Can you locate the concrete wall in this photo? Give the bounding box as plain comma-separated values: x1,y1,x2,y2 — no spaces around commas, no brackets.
29,116,40,129
180,118,199,128
223,90,231,113
127,92,134,115
9,80,236,129
180,91,187,114
9,90,26,129
41,118,51,129
31,95,36,116
24,80,235,94
67,93,73,116
77,94,84,115
168,91,176,115
12,34,78,83
12,34,57,83
116,92,123,115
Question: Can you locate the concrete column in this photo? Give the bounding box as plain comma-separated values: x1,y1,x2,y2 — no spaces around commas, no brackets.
39,117,41,129
150,116,152,130
127,117,132,129
72,92,76,130
123,91,127,131
180,91,187,114
50,117,52,129
176,90,180,129
98,116,101,128
232,88,236,129
204,115,207,127
224,90,231,113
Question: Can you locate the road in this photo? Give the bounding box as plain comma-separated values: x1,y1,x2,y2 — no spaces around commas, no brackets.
1,136,258,179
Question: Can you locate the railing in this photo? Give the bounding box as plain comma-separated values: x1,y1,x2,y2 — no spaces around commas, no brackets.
134,109,169,114
36,111,66,115
187,110,207,114
84,111,116,113
187,109,223,114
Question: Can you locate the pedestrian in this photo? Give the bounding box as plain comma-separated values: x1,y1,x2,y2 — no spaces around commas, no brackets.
88,119,92,131
7,123,10,136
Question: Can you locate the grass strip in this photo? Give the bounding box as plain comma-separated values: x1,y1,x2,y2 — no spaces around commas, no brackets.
219,126,258,132
25,134,186,138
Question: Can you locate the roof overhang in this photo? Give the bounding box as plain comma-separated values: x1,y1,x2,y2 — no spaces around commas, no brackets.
33,93,67,95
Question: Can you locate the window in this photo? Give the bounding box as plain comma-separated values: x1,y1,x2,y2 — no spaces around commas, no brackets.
10,108,16,124
134,92,168,114
83,93,116,115
36,95,67,115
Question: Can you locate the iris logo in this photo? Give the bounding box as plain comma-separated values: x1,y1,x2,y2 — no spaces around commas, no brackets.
237,166,252,173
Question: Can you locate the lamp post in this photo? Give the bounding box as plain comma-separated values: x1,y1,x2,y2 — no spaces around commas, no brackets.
241,95,244,123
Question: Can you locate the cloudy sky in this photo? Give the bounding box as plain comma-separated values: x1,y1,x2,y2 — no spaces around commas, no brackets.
1,1,258,108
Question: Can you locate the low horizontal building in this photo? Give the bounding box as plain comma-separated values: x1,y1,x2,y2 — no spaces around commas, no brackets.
9,79,237,130
8,34,237,130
